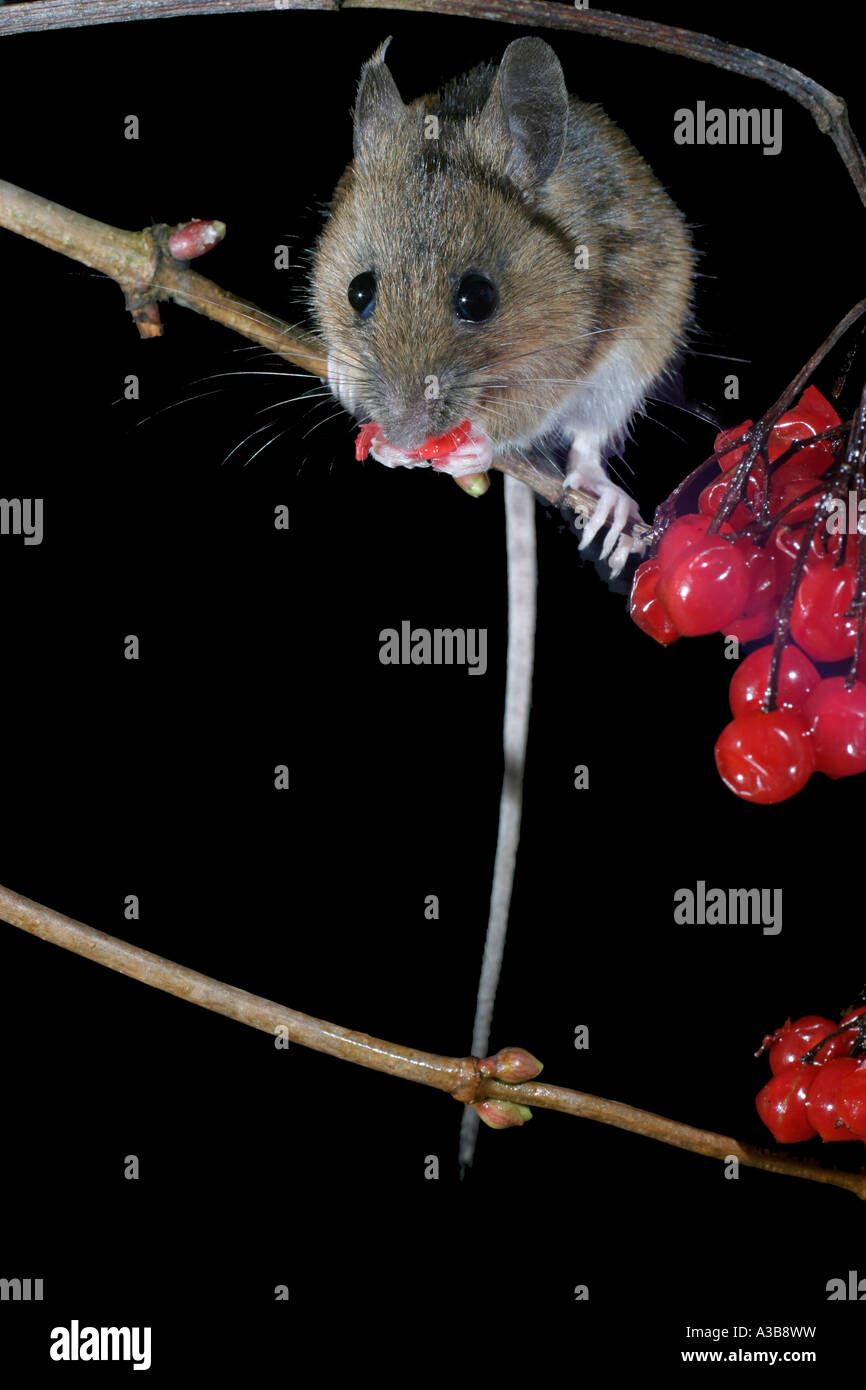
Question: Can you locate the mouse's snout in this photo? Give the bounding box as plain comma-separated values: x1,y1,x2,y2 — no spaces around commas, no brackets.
378,378,470,452
378,391,435,452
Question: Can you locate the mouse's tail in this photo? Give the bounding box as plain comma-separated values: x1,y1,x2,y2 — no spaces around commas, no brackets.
459,473,537,1176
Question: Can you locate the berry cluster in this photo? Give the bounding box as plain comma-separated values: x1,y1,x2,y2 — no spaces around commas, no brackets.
629,386,866,804
755,1002,866,1144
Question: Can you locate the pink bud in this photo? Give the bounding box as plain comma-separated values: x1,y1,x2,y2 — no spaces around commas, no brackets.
168,219,226,260
471,1099,533,1130
479,1047,543,1083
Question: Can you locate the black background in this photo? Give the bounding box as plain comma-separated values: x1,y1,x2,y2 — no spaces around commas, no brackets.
1,0,864,1371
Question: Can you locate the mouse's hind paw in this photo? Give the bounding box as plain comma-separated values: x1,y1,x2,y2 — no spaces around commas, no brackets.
564,436,643,577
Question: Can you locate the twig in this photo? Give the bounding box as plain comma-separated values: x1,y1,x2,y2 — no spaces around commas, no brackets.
0,179,325,375
1,0,863,208
0,0,336,33
1,880,864,1198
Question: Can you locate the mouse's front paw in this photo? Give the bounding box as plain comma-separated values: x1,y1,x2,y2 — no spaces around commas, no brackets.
432,431,493,478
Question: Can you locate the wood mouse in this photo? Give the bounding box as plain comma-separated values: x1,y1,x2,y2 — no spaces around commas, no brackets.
310,35,694,574
309,37,694,1169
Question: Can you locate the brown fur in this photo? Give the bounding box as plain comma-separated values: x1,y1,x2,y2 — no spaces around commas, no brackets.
310,39,693,455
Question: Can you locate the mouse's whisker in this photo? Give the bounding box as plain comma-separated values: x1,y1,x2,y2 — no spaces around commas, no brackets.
641,392,720,437
254,388,338,416
242,424,298,468
220,419,279,468
191,368,327,384
131,387,225,425
300,408,358,443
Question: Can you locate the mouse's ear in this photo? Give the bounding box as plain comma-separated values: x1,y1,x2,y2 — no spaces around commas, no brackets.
353,37,406,158
480,38,568,194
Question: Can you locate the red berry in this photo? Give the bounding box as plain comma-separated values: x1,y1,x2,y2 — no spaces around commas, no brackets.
629,559,681,646
768,386,839,449
835,1064,866,1139
802,677,866,779
714,709,815,804
714,421,754,472
791,384,842,434
790,557,859,662
773,453,830,489
810,529,856,565
698,474,752,529
768,421,809,464
721,608,776,644
656,540,750,636
764,1015,849,1073
656,513,734,570
755,1064,819,1143
770,542,797,600
773,525,809,564
773,480,821,525
699,464,763,525
805,1058,862,1141
729,645,820,717
740,545,778,615
768,418,829,467
839,1005,866,1042
767,387,839,475
403,419,471,460
355,422,379,461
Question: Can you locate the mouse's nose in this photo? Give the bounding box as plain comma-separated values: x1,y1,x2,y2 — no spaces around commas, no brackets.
380,389,437,451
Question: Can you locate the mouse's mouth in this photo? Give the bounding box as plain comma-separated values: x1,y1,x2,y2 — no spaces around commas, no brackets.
355,420,493,479
400,421,473,460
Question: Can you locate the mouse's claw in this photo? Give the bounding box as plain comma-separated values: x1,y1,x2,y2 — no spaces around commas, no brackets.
576,483,641,559
598,487,637,560
605,533,636,579
576,486,616,551
565,434,643,570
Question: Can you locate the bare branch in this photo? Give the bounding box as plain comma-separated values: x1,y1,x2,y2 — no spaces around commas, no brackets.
2,880,864,1198
0,0,336,37
0,179,326,374
1,0,863,207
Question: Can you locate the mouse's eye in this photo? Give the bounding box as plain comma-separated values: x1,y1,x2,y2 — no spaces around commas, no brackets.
454,272,499,323
348,271,376,318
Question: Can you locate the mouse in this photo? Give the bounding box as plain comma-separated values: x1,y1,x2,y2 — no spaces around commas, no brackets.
309,34,694,575
308,36,694,1170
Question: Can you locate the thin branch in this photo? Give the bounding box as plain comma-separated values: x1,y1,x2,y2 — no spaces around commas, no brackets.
0,179,326,376
1,880,864,1199
0,880,471,1093
1,0,863,207
0,0,337,34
